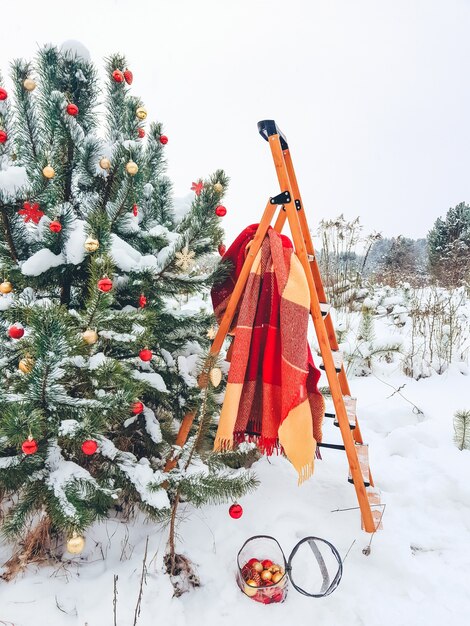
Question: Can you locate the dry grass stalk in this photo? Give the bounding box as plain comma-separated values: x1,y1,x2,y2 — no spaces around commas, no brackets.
1,516,53,581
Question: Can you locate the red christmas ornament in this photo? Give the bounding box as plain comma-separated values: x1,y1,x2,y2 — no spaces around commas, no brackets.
139,348,152,362
49,220,62,233
229,503,243,519
66,103,79,116
159,135,168,145
215,205,227,217
81,439,98,455
139,294,147,308
132,401,144,415
137,127,145,138
18,202,45,224
112,69,124,83
0,87,7,100
97,277,113,292
261,559,273,569
22,438,38,455
191,181,204,196
218,244,226,256
8,324,25,339
0,130,7,144
132,203,138,216
123,69,133,85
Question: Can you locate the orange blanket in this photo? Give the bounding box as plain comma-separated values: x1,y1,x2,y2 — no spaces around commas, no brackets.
212,225,324,483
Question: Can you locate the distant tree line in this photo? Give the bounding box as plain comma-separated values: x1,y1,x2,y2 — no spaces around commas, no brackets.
317,201,470,292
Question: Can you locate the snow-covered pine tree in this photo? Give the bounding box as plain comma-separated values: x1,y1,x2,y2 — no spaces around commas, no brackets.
427,202,470,285
0,44,257,578
344,305,402,376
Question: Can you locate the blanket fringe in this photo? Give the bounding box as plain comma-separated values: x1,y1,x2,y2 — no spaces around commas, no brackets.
230,432,316,485
234,432,282,456
213,436,234,452
297,461,315,486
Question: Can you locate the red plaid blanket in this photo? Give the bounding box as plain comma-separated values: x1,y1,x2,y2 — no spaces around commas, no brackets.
212,225,324,483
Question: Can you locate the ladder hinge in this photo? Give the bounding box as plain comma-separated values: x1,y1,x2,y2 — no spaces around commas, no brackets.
270,190,291,205
295,199,301,210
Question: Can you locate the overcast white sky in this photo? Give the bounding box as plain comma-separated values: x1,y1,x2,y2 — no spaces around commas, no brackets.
2,0,470,242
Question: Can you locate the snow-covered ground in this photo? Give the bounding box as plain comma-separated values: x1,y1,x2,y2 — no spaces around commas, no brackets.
1,298,470,626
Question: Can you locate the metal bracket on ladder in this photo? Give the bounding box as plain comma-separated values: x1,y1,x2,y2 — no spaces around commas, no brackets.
270,190,291,205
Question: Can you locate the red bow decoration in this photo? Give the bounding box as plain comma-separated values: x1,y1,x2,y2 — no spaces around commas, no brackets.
191,181,204,196
18,202,45,224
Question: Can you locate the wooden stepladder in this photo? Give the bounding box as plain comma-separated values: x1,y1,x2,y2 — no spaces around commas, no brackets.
171,121,381,532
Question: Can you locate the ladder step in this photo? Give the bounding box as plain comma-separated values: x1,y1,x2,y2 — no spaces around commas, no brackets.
348,477,371,487
334,420,356,431
333,395,357,429
361,487,384,531
320,364,342,373
348,443,370,487
319,302,331,317
325,411,336,419
319,350,344,373
317,442,345,450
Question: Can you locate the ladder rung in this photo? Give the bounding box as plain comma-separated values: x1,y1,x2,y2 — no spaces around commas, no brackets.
348,477,371,487
348,443,370,486
334,420,356,430
362,488,384,531
317,442,345,450
320,350,343,373
325,411,335,419
319,302,331,317
320,364,342,373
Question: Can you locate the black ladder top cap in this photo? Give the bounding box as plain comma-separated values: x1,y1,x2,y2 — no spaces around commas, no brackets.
258,120,289,150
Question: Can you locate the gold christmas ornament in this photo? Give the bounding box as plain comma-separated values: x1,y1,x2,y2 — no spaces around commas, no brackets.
0,280,13,294
136,106,147,120
206,326,217,340
252,561,263,573
82,329,98,345
175,246,196,271
66,532,85,555
19,356,34,374
99,157,111,170
23,78,37,91
209,367,222,388
125,160,139,176
213,182,224,193
42,165,55,179
84,236,99,252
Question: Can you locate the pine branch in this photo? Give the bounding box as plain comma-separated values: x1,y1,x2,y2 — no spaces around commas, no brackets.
453,410,470,451
110,186,132,227
40,364,50,409
1,208,19,264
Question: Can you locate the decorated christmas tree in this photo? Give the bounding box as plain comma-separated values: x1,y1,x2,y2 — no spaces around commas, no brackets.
0,43,257,586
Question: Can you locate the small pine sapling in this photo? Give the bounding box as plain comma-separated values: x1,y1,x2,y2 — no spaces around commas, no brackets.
453,410,470,451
